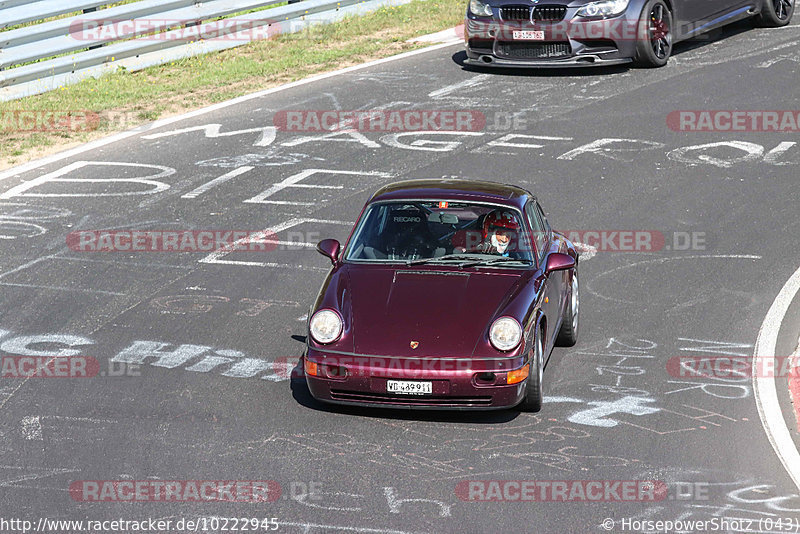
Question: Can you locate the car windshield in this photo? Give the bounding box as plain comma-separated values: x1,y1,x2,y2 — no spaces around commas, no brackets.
344,200,535,265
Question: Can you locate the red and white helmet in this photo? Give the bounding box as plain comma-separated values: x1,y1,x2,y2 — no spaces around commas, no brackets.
482,209,520,239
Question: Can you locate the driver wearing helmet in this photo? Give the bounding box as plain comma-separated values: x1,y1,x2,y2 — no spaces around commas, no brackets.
480,209,521,256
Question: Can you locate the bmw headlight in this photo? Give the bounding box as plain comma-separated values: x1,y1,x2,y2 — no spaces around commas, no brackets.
469,0,493,17
576,0,629,17
309,309,343,344
489,317,522,351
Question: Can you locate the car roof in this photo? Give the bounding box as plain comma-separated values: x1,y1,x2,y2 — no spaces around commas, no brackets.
368,179,533,210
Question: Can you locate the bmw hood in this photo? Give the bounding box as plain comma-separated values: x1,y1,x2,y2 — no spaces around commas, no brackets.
344,265,528,358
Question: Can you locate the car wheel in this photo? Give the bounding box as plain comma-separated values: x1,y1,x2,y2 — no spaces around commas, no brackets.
634,0,673,67
518,328,544,412
756,0,794,26
556,268,579,346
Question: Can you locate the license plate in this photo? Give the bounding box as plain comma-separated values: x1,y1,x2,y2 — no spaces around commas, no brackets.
387,380,432,395
512,30,545,40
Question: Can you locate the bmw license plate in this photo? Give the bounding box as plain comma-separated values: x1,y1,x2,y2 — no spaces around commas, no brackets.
512,30,545,40
387,380,432,395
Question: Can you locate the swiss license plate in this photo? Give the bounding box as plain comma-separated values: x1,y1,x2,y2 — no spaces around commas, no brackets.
387,380,432,395
512,30,545,40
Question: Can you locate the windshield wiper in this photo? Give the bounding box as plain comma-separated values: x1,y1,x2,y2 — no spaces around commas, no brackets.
458,257,534,268
406,254,478,266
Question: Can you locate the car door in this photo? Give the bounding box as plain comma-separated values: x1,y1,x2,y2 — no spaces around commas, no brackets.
526,202,560,352
674,0,741,38
535,201,569,319
669,0,710,38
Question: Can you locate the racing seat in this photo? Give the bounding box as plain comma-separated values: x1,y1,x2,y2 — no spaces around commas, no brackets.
382,210,437,259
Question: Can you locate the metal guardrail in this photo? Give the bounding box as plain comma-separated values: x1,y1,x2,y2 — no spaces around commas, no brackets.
0,0,412,101
0,0,112,30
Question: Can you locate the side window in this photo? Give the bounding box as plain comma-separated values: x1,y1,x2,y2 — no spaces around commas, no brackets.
535,202,551,235
526,202,548,263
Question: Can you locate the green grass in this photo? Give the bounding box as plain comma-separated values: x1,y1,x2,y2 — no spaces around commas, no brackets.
0,0,465,169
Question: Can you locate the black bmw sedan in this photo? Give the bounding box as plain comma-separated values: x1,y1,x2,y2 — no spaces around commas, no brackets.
464,0,794,67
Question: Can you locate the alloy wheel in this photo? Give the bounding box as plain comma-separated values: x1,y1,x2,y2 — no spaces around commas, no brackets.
649,4,671,59
571,273,579,333
774,0,793,19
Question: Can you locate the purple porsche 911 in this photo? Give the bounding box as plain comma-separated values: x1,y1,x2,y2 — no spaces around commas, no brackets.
303,179,579,411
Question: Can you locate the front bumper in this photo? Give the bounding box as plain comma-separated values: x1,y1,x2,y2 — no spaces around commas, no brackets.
464,55,632,67
304,349,529,410
464,12,639,67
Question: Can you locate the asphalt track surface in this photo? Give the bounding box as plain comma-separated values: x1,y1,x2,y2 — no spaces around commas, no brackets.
1,16,800,534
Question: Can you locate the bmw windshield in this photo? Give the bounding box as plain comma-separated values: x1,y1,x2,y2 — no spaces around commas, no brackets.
344,200,535,265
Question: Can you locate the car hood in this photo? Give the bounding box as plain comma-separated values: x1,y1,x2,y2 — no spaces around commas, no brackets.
345,265,525,358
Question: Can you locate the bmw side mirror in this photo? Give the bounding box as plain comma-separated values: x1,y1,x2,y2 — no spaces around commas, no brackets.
316,239,341,266
544,252,575,274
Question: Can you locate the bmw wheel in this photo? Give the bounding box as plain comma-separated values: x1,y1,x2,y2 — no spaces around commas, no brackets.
756,0,794,26
556,268,579,346
634,0,673,67
519,328,544,412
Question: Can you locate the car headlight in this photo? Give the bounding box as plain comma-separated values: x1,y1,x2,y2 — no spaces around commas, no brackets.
309,309,343,344
489,317,522,351
469,0,493,17
576,0,629,17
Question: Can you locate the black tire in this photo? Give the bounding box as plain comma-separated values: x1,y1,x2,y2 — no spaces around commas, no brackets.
556,268,579,347
756,0,794,26
634,0,673,67
518,329,544,412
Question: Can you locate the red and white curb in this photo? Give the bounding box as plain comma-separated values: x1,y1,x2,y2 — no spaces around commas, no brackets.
753,264,800,491
788,337,800,431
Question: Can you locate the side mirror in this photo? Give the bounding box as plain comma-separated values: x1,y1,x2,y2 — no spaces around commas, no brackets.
316,239,341,266
545,252,575,274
